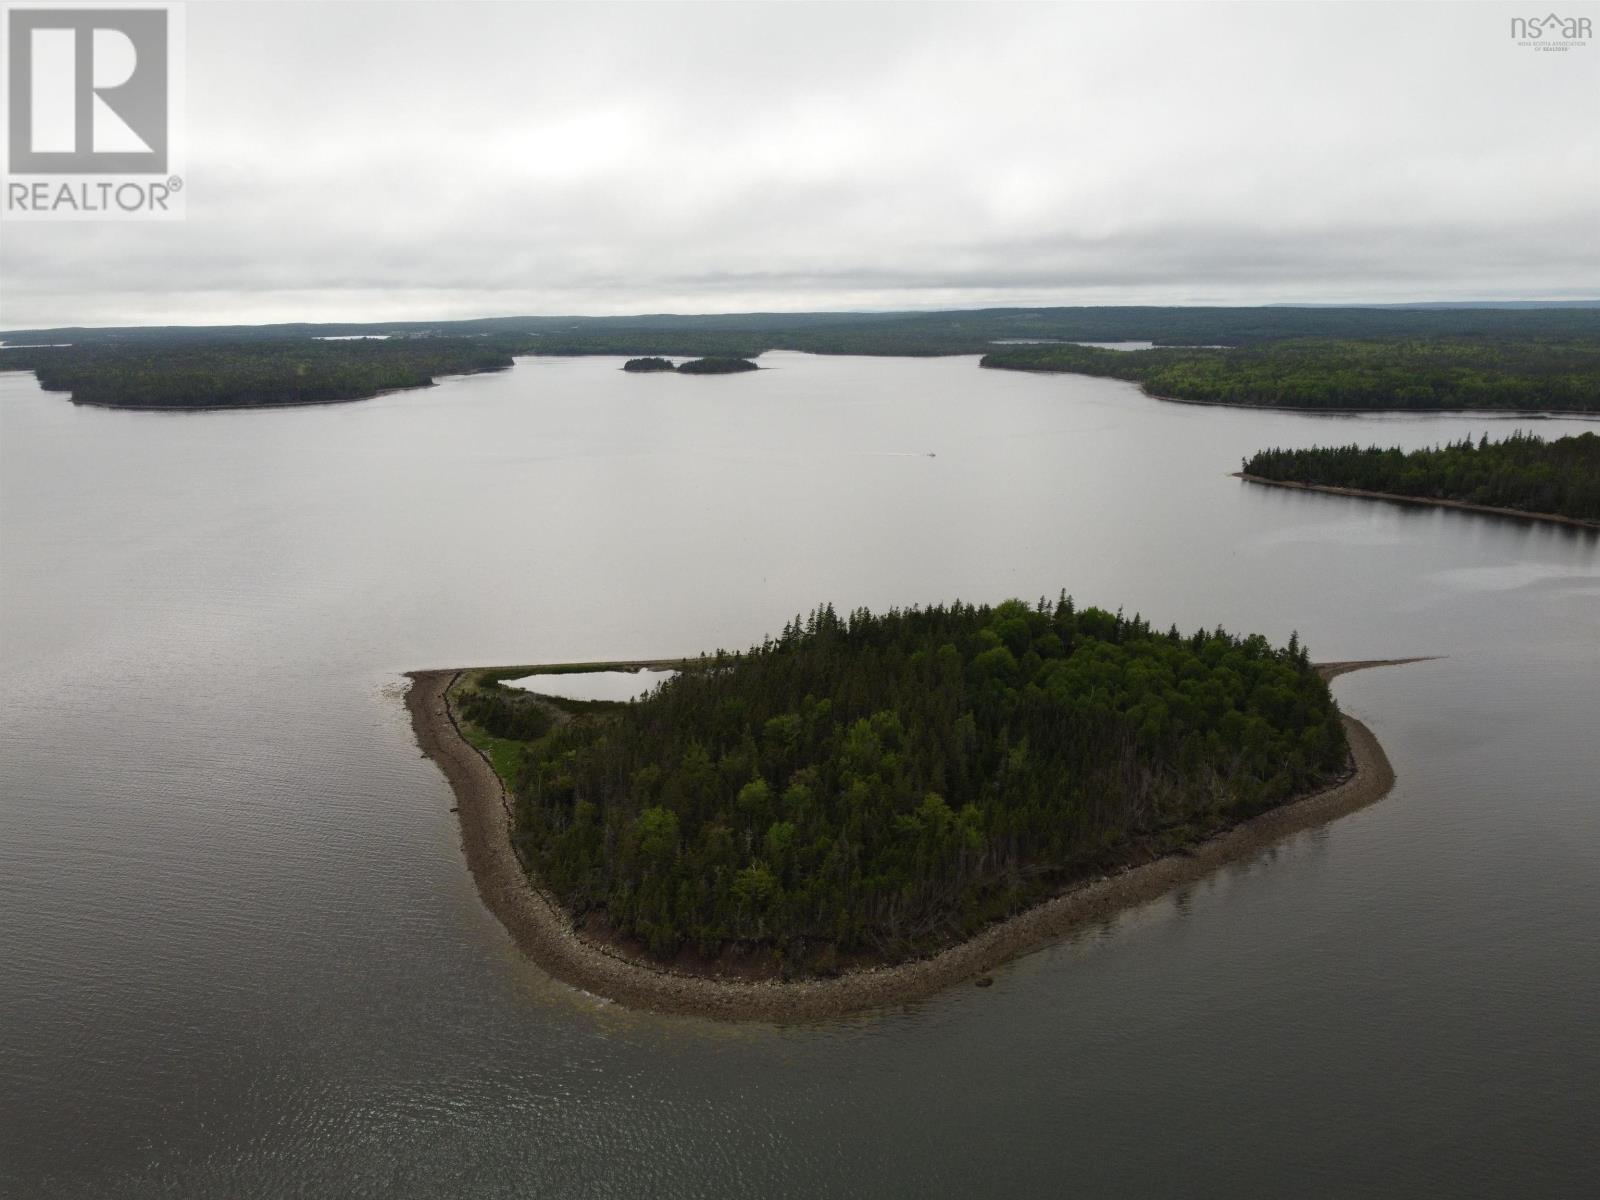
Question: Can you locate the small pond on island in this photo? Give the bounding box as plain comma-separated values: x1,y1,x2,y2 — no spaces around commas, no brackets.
503,667,678,703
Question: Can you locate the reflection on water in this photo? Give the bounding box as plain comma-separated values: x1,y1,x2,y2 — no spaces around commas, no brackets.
1,352,1596,1197
1423,561,1600,593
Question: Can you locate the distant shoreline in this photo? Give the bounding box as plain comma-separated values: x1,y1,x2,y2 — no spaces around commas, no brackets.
12,349,1598,418
1234,472,1600,530
405,659,1417,1022
979,360,1600,420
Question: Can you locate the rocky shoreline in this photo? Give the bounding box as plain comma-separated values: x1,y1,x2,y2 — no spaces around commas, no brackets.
1234,472,1599,531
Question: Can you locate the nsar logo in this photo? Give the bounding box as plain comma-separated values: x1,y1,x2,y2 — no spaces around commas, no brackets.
1510,12,1593,50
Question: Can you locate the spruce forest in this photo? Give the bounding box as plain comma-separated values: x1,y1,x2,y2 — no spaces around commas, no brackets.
1242,431,1600,522
461,598,1350,974
980,338,1600,412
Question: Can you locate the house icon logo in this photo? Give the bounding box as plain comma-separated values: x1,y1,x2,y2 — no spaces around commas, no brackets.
1509,12,1593,47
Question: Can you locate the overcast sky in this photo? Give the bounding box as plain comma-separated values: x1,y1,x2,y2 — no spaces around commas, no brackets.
2,0,1596,328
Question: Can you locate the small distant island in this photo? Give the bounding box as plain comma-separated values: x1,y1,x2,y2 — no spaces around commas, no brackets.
675,356,760,374
1240,431,1600,527
622,355,760,375
407,598,1411,1019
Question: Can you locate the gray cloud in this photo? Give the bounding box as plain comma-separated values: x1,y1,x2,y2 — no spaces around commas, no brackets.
3,1,1597,327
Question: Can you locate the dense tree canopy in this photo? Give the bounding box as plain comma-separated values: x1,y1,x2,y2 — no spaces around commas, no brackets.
981,339,1600,413
0,337,512,409
675,357,760,374
466,598,1349,974
621,355,759,374
1243,431,1600,522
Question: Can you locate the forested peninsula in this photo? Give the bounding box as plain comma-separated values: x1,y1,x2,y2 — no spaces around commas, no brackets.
1240,431,1600,526
407,599,1408,1017
979,339,1600,413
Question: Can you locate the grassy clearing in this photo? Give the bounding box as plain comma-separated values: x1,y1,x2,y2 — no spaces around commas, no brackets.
447,672,532,788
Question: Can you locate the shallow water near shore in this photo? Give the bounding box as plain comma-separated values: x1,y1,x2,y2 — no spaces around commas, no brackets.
2,353,1597,1196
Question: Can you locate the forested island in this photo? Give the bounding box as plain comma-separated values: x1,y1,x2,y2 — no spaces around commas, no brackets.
675,356,760,374
1240,431,1600,525
980,338,1600,413
0,337,511,409
621,355,760,374
433,598,1359,988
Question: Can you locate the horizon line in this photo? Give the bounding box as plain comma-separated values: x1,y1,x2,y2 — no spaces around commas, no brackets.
6,297,1600,337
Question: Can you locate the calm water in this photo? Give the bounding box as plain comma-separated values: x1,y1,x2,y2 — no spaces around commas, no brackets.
505,670,678,704
2,353,1596,1197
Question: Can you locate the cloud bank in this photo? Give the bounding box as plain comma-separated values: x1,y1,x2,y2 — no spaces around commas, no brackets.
3,1,1596,327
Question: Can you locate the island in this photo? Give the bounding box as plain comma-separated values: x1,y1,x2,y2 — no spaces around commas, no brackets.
407,598,1415,1019
674,356,760,374
1239,431,1600,527
979,338,1600,413
620,355,759,376
0,336,512,410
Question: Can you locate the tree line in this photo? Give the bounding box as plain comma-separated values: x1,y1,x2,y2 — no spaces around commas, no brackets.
1242,431,1600,522
981,338,1600,413
8,316,1597,411
8,303,1599,353
472,598,1349,975
0,337,513,409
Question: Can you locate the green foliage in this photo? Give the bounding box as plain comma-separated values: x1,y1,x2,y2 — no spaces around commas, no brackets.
1243,431,1600,522
499,598,1348,971
981,339,1600,413
675,357,760,374
458,678,554,742
508,309,1600,361
0,337,512,409
616,354,761,374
